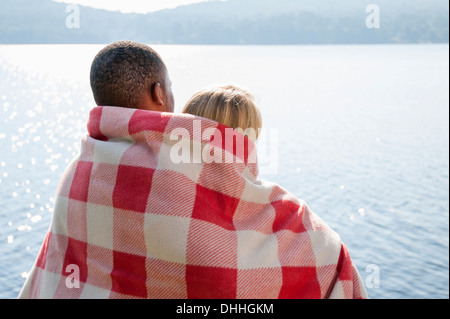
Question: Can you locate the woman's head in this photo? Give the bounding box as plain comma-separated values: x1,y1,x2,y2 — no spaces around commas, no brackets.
182,85,262,141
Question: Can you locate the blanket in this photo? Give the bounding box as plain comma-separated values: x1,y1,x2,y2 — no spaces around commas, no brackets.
18,106,367,299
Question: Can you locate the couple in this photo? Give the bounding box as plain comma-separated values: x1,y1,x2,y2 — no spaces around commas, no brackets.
19,41,367,299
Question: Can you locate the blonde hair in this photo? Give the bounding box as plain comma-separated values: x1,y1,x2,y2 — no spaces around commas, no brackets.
182,85,262,141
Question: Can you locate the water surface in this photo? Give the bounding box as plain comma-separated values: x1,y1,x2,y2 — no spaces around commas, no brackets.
0,44,448,299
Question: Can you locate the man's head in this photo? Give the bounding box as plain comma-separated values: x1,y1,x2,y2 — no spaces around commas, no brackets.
90,41,174,112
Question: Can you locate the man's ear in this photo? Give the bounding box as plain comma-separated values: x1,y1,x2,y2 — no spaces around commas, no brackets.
151,83,165,106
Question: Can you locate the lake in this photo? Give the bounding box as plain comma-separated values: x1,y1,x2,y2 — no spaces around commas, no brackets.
0,44,448,299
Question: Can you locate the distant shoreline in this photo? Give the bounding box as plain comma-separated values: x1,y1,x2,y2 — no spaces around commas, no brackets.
1,0,448,46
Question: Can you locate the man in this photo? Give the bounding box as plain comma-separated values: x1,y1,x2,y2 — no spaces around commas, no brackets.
19,41,367,299
90,40,174,113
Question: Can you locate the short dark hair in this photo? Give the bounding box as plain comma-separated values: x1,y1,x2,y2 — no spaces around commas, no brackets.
90,41,166,108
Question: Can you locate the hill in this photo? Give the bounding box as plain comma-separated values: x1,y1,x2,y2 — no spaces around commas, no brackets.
0,0,448,44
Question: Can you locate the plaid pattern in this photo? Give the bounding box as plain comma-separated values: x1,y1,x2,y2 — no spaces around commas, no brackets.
18,106,367,299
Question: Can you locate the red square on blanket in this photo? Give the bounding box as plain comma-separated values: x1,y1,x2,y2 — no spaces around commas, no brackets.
128,110,171,134
111,251,147,298
213,123,250,164
272,200,306,233
278,267,321,299
112,165,155,213
192,184,239,231
36,232,52,270
69,161,93,202
87,107,108,141
186,265,237,299
62,238,88,284
337,244,354,281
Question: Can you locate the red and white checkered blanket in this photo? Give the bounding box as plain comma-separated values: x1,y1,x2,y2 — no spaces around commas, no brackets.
19,106,367,299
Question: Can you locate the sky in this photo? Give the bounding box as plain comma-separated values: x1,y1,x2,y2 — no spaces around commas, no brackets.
52,0,218,13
